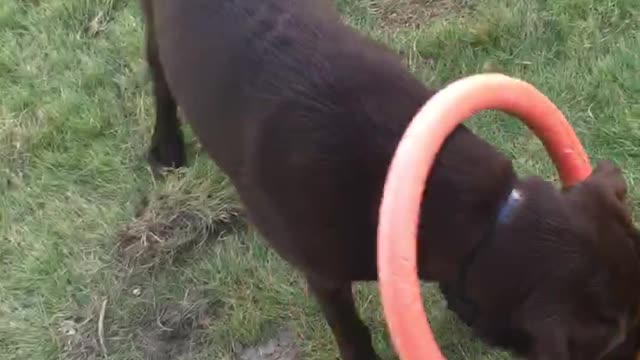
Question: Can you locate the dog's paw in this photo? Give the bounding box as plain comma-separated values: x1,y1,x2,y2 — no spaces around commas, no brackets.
148,139,186,170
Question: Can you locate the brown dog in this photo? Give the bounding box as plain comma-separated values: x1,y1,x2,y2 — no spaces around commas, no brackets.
138,0,640,358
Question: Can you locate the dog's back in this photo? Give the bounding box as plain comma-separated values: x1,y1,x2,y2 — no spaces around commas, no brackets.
145,0,397,171
146,0,429,274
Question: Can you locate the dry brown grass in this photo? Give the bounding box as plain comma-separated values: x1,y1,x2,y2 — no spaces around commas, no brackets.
61,170,243,360
116,170,245,272
369,0,464,29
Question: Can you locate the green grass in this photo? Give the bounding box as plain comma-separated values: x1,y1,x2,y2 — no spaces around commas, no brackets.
1,0,638,359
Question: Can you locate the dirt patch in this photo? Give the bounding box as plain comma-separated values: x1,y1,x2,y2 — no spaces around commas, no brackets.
238,329,299,360
136,289,219,360
59,297,104,360
60,321,100,360
371,0,464,29
60,289,220,360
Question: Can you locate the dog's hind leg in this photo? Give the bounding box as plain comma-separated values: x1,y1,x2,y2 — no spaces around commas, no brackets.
307,276,379,360
141,1,185,170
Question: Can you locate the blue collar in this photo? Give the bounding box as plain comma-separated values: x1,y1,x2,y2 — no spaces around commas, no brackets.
496,189,524,225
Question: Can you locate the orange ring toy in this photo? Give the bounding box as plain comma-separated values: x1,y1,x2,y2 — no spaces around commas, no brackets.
377,73,592,359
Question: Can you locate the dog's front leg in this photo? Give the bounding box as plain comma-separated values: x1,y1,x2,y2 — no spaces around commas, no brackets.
307,276,379,360
141,3,186,171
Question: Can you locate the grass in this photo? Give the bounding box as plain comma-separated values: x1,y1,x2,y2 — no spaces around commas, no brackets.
0,0,638,359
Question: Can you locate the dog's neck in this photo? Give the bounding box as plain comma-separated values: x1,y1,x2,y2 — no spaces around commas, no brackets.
439,187,525,324
459,187,526,287
413,125,518,282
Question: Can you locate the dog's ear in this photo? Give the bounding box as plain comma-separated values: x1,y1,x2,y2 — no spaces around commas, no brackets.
567,160,632,227
576,161,640,325
588,160,627,202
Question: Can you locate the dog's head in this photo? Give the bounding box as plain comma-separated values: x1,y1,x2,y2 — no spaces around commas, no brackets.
496,162,640,360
